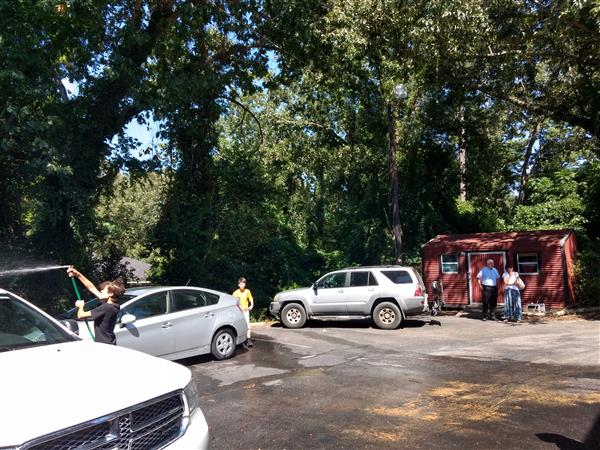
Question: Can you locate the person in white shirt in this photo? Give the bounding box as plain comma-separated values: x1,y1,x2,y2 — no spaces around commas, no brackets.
502,264,523,322
477,259,501,321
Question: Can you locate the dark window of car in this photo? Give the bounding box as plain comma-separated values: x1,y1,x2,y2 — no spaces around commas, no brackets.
350,272,369,287
368,272,379,286
58,294,134,320
381,270,413,284
348,272,378,287
123,292,167,320
172,290,220,312
317,272,347,289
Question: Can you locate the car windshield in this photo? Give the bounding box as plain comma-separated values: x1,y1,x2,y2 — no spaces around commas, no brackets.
0,293,77,352
57,294,136,320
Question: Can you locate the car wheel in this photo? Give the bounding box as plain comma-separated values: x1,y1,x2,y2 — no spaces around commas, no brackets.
373,302,402,329
211,329,236,360
280,303,307,329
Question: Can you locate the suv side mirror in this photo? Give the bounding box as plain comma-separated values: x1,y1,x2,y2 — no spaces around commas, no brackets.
120,313,137,326
59,319,79,335
312,283,318,294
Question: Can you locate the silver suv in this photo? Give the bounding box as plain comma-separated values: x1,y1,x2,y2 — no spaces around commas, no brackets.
270,266,428,329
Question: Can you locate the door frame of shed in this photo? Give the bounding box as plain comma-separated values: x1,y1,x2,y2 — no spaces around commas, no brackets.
467,251,507,305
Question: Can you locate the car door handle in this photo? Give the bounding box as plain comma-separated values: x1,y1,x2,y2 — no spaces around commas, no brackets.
204,313,215,318
337,289,344,293
161,322,173,328
368,288,375,291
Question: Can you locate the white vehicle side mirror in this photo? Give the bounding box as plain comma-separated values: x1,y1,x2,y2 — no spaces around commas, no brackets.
120,313,137,325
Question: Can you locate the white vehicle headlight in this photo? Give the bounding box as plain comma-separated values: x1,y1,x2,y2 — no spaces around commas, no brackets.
273,294,280,302
183,380,199,416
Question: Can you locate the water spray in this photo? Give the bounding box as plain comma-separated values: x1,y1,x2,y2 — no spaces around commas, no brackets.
0,265,70,277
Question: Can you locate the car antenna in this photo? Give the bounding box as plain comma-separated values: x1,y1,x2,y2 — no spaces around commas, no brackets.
185,278,191,286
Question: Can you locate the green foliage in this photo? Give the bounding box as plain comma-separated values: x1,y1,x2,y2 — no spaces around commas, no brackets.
1,0,599,313
573,237,600,307
95,173,168,260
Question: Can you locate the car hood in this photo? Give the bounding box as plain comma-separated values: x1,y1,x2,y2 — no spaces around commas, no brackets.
0,340,191,446
277,287,312,298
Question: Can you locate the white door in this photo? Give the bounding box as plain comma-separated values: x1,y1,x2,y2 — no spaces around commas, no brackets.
115,291,175,357
169,289,219,354
312,272,349,314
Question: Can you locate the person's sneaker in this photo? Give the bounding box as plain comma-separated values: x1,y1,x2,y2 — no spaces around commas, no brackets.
502,318,509,322
482,317,487,321
247,339,254,348
516,319,522,323
490,316,498,321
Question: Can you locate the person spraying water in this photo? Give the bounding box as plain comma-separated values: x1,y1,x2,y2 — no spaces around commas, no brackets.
67,266,125,345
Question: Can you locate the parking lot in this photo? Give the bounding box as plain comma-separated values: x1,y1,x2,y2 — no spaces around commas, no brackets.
184,315,600,449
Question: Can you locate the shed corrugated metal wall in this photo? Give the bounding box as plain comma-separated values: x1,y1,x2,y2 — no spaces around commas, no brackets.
422,231,576,310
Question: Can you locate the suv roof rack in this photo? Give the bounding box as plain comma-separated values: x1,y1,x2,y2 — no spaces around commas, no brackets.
339,265,407,270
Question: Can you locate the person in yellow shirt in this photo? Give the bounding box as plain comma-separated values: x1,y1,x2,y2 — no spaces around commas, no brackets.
232,277,254,348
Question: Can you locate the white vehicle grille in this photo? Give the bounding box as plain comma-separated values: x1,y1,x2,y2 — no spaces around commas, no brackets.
22,391,185,450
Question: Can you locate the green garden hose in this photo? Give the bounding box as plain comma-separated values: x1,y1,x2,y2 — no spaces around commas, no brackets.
71,276,95,341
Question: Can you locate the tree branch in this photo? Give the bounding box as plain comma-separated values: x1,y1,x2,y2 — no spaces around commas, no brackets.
218,95,264,149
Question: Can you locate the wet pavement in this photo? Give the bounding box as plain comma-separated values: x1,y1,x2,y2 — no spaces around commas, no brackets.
182,316,600,449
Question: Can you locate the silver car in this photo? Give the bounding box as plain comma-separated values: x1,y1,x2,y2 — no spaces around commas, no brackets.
75,286,248,360
270,266,428,329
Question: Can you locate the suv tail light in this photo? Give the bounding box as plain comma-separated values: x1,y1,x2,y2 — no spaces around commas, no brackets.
414,286,423,297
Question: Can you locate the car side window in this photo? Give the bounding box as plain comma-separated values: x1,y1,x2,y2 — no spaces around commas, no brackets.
368,272,379,286
172,291,206,312
204,292,220,306
171,290,220,312
123,292,167,320
350,272,369,287
317,272,347,289
381,270,413,284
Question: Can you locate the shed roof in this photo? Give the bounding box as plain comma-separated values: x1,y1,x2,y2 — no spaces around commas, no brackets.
423,230,572,250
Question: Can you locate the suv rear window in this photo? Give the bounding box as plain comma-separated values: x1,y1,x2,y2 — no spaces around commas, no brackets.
381,270,413,284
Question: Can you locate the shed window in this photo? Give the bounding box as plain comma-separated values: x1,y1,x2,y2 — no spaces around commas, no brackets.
517,253,539,274
441,254,459,274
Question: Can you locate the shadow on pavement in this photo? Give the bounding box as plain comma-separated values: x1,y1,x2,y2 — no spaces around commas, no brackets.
177,344,252,367
536,433,591,450
536,410,600,450
269,318,436,329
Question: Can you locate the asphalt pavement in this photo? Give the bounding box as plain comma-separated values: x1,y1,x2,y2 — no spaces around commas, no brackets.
182,315,600,449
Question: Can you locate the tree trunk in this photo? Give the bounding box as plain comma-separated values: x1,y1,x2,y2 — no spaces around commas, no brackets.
518,121,542,205
458,105,467,201
386,102,403,265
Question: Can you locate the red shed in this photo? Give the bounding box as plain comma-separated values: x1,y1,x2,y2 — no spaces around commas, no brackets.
422,230,577,309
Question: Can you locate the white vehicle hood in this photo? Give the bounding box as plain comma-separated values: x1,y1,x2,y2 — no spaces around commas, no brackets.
0,340,191,446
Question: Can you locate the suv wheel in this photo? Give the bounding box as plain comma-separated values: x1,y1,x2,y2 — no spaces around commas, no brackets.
281,303,307,328
373,302,402,330
211,329,237,360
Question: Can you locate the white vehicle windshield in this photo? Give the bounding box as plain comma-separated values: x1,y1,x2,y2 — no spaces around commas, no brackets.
0,293,77,352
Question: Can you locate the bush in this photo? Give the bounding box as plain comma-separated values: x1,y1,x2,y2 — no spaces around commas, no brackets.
573,239,600,307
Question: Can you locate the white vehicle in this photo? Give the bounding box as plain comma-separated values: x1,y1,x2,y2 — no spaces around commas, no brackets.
0,288,209,450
